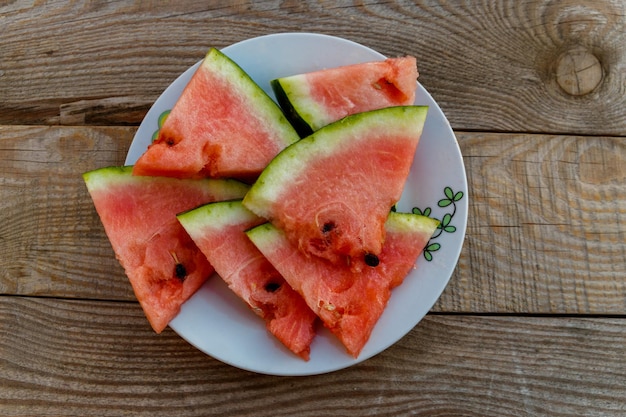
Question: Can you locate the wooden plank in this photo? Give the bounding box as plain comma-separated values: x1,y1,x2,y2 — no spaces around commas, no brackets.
0,125,135,300
1,296,625,416
1,126,624,313
435,132,626,314
1,1,624,134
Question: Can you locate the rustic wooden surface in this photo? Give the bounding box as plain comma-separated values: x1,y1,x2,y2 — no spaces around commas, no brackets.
2,297,625,417
1,1,625,416
2,0,625,134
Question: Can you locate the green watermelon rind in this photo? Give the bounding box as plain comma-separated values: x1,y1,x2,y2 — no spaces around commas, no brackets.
247,211,439,251
242,105,429,220
83,165,250,197
177,200,259,236
245,222,279,248
271,78,318,137
384,211,440,235
204,48,300,149
82,165,135,190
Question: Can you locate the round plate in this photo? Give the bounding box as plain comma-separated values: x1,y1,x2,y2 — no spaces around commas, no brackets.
126,33,467,376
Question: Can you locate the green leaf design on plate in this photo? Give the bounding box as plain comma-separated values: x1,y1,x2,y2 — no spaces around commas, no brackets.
412,206,432,217
413,186,464,262
427,242,441,252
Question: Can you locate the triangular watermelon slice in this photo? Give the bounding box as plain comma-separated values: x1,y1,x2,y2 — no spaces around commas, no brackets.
243,106,428,267
83,166,249,333
133,48,300,181
271,56,418,136
247,212,439,358
177,200,318,360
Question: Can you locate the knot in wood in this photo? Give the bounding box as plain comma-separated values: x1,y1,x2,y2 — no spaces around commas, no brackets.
555,49,603,96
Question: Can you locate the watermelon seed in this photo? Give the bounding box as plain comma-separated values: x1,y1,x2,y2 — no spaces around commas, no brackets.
162,136,176,147
364,253,380,267
264,282,281,293
175,263,187,281
170,251,187,281
322,221,336,234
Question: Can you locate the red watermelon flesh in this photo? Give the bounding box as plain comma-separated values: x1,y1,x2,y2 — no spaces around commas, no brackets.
247,212,439,358
271,56,418,136
243,106,428,268
132,48,299,181
177,201,317,360
83,166,249,333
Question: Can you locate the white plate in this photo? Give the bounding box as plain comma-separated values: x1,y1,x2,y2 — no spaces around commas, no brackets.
126,33,467,376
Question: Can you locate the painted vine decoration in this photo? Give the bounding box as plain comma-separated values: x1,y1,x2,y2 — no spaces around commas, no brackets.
413,186,464,261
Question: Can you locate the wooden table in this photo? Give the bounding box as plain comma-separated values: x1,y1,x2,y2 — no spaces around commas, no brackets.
2,1,625,415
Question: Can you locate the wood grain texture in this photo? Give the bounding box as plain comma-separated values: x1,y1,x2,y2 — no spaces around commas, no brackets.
1,296,625,417
436,131,626,314
0,125,135,300
1,126,624,314
1,0,625,135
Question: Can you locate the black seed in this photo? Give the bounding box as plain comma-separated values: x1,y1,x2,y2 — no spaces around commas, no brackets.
364,253,380,267
322,221,336,234
175,263,187,280
264,282,281,293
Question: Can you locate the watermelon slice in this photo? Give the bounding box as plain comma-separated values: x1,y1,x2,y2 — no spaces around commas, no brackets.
132,48,300,181
177,200,317,360
271,56,418,136
247,212,439,358
83,166,249,333
243,106,428,267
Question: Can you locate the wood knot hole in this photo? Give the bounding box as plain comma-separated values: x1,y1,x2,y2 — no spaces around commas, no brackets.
555,49,602,96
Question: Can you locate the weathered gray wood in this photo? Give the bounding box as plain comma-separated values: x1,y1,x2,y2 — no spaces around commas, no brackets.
436,131,626,314
0,125,135,300
1,0,624,135
1,297,625,417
